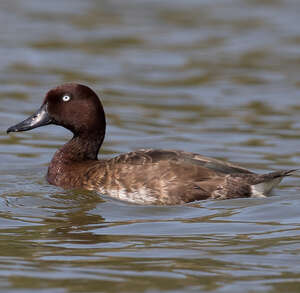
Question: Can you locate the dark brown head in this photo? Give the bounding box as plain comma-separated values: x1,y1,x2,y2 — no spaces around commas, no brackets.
7,83,106,140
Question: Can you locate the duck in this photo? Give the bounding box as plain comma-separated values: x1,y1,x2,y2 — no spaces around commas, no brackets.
6,83,296,205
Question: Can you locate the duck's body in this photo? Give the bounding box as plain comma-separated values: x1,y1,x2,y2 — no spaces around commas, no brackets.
7,83,295,205
48,147,292,205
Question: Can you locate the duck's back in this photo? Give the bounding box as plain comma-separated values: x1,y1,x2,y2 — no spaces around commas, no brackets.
110,149,253,174
94,149,266,205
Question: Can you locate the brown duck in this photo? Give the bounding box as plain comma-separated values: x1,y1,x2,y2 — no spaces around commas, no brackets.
7,83,295,205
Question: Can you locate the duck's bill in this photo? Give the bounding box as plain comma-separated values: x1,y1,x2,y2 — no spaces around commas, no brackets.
7,103,52,134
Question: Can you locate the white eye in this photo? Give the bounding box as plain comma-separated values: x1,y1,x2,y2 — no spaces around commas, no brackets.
62,95,71,102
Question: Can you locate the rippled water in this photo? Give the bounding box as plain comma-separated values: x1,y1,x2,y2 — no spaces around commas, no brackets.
1,0,300,292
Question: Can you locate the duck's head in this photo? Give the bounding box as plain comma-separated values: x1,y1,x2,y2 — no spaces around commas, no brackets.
7,83,106,137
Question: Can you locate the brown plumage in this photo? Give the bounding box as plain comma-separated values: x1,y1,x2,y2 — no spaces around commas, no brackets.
6,83,296,205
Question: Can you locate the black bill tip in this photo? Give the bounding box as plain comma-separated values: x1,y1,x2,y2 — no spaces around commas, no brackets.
6,125,19,134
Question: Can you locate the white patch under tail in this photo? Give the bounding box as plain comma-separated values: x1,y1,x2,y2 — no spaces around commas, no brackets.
250,177,282,198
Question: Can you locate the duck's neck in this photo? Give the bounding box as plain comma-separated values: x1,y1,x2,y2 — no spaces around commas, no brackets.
58,132,104,161
47,131,105,187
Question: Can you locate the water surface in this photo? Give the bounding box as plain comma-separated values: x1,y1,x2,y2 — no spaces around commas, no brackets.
1,0,300,292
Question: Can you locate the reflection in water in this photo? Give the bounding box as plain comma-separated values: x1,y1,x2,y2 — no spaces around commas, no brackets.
1,0,300,292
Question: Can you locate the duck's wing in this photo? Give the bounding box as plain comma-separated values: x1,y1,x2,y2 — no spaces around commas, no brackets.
111,149,253,175
102,150,295,204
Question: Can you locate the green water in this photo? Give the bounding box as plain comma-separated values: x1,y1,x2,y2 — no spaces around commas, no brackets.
1,0,300,292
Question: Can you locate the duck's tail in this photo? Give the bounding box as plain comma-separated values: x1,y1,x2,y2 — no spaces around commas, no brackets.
250,169,298,198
